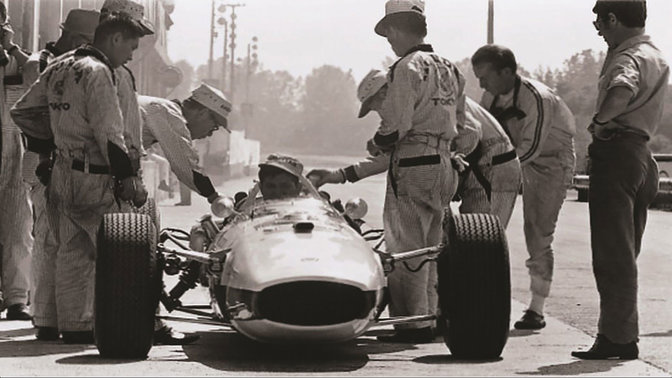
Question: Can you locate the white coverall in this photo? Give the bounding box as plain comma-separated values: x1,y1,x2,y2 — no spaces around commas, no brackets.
481,76,575,299
11,46,134,332
452,97,522,229
0,57,33,310
372,44,463,330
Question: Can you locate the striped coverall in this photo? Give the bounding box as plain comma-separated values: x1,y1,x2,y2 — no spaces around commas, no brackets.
11,45,137,332
371,44,463,330
452,97,521,229
0,56,33,310
481,76,576,299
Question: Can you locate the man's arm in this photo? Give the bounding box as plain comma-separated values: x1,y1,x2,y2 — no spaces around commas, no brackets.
85,65,134,180
514,83,555,167
373,61,419,149
10,73,54,153
145,102,218,200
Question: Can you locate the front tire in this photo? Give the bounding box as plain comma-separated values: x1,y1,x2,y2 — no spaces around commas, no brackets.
95,213,160,359
438,213,511,359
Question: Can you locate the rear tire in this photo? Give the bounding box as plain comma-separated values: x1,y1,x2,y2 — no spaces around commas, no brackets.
438,213,510,359
95,213,160,359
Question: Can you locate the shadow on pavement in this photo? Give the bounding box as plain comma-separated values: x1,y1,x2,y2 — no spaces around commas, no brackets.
516,360,623,375
178,329,415,373
0,325,36,339
57,354,146,365
509,329,539,338
413,354,503,364
641,329,672,337
0,339,93,357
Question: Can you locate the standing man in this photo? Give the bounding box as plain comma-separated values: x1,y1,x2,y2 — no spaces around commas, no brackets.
370,0,463,343
20,8,100,340
0,1,33,321
471,44,576,330
572,0,668,360
11,9,149,344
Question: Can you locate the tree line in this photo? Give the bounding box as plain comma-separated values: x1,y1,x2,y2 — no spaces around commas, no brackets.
170,50,672,174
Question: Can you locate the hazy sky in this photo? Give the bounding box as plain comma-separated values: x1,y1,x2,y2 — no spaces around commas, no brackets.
166,0,672,83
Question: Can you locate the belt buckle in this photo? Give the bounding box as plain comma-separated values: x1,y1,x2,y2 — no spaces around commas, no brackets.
84,157,90,174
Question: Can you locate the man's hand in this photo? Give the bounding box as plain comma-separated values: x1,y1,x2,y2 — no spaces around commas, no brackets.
450,153,470,173
307,168,345,188
210,194,236,218
366,139,384,157
115,176,138,202
132,178,149,208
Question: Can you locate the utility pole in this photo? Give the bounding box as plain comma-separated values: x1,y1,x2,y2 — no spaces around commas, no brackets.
487,0,494,44
208,0,215,79
224,3,245,105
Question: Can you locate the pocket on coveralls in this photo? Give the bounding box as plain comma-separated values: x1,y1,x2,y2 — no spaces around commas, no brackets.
395,154,442,196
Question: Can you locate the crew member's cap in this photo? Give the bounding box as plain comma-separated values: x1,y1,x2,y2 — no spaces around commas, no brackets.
357,69,388,118
191,83,232,131
375,0,425,37
100,0,155,35
60,9,100,40
259,154,304,179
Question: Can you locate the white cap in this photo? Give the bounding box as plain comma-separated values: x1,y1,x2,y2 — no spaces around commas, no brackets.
100,0,154,35
375,0,425,37
191,83,232,128
357,69,387,118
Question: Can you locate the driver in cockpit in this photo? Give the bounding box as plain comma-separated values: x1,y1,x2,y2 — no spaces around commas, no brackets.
257,153,304,200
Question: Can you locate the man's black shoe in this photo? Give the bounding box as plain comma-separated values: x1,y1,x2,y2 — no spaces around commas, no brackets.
572,334,639,360
514,310,546,330
154,326,199,345
6,304,32,320
35,326,60,341
377,327,434,344
62,330,94,344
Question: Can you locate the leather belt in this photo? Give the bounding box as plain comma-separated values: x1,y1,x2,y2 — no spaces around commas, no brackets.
491,150,517,166
72,159,110,174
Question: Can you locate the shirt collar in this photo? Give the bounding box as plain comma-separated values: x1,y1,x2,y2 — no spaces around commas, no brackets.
610,34,651,55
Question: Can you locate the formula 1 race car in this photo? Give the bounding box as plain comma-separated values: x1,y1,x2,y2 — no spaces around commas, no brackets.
94,176,511,360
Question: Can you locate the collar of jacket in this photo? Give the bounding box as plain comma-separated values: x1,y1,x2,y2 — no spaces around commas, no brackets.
74,44,116,84
389,43,434,82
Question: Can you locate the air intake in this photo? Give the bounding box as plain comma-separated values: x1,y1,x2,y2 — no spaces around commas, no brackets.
257,281,376,326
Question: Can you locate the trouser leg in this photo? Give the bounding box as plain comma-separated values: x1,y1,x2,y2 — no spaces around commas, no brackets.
31,184,58,327
522,161,571,299
589,140,657,344
0,185,34,307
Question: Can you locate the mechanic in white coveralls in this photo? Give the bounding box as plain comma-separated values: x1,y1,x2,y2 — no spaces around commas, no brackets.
0,1,33,321
19,8,100,340
310,70,522,231
346,0,463,343
471,44,576,331
10,10,150,344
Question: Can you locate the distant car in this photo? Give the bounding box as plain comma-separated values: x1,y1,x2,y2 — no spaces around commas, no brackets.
93,177,512,361
573,153,672,202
